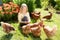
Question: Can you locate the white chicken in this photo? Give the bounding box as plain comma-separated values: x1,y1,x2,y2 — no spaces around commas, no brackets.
1,22,15,34
43,25,57,38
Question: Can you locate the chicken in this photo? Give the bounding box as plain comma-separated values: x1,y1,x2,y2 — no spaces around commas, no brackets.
30,21,44,37
38,20,44,27
22,24,32,35
31,25,41,37
1,22,15,34
43,25,57,38
22,21,44,36
31,11,40,20
44,8,48,11
43,12,52,20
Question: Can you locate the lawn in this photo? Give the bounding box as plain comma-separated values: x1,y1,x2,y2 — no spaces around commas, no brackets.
0,9,60,40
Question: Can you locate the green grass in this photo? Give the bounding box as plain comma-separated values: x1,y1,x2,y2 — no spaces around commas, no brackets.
0,9,60,40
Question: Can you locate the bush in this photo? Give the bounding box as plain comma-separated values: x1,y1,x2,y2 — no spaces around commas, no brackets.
2,14,11,21
13,0,35,13
41,0,49,9
54,0,60,10
2,0,11,3
0,2,19,22
49,0,56,7
35,0,41,8
13,0,21,6
0,6,4,21
40,0,56,9
0,14,2,21
26,0,35,13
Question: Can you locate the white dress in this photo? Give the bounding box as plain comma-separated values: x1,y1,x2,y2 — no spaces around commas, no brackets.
18,12,31,23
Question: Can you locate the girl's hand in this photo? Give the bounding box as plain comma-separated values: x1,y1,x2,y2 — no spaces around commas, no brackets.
21,21,29,24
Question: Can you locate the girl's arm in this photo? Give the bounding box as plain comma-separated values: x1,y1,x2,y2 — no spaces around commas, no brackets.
27,12,31,23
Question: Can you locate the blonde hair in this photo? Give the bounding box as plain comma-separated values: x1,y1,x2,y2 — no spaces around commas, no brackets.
20,3,28,13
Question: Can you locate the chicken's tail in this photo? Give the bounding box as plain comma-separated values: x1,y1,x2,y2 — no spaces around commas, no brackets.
10,27,15,31
39,20,45,27
52,25,57,33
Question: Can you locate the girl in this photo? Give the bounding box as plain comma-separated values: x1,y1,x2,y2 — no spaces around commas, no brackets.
18,3,31,28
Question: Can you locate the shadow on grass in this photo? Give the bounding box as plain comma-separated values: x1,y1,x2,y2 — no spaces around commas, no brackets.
45,20,54,22
6,21,18,24
32,37,42,40
31,19,37,23
0,21,18,24
0,33,13,40
18,26,29,37
45,38,52,40
29,34,42,40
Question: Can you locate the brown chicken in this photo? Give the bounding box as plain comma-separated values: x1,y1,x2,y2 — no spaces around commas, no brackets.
31,11,40,20
30,21,44,37
1,22,15,34
43,25,57,38
22,21,44,36
31,25,41,37
43,12,52,20
22,24,31,35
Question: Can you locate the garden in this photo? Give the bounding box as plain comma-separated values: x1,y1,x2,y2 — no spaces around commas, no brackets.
0,0,60,40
